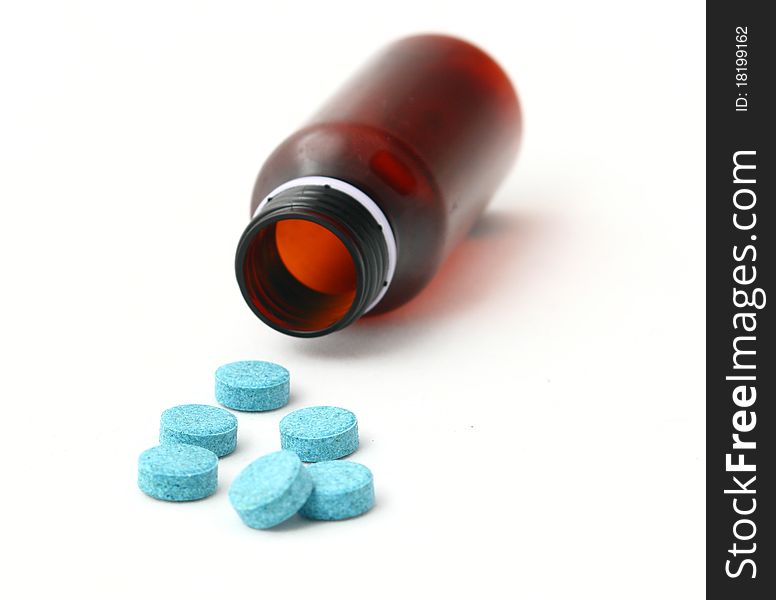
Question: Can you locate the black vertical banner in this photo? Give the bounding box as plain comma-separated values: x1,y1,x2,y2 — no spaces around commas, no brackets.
707,3,775,599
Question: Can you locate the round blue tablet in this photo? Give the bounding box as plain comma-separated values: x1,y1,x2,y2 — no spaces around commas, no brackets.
215,360,290,411
279,406,358,462
138,443,218,502
228,450,312,529
159,404,238,457
300,461,375,521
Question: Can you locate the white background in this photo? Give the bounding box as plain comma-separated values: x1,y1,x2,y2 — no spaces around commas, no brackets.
0,1,705,598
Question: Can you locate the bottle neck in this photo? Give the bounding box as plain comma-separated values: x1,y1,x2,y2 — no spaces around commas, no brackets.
236,178,395,337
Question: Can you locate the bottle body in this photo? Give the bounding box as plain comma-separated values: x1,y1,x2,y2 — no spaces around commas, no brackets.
238,34,521,336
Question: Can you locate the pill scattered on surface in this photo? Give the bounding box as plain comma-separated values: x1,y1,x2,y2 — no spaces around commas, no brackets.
228,450,312,529
215,360,290,411
279,406,358,462
300,461,375,521
159,404,238,457
138,443,218,502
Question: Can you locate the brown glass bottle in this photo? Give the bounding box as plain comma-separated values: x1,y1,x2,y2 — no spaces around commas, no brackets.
236,34,521,337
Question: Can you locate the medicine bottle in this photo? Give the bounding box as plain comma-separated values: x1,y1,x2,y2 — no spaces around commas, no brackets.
236,34,521,337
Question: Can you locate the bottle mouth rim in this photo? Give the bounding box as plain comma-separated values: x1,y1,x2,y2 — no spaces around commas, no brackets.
236,211,364,337
235,182,392,338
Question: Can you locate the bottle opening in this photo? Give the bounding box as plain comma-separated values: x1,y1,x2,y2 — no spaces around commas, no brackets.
236,182,392,337
241,217,358,334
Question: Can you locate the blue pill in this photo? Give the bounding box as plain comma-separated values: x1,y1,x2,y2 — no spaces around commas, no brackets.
228,450,312,529
159,404,238,457
300,461,375,521
279,406,358,462
138,443,218,502
216,360,290,411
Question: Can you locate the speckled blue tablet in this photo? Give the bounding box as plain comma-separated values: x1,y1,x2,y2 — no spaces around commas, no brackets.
228,450,312,529
300,461,375,521
159,404,237,457
138,443,218,502
215,360,289,411
279,406,358,462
